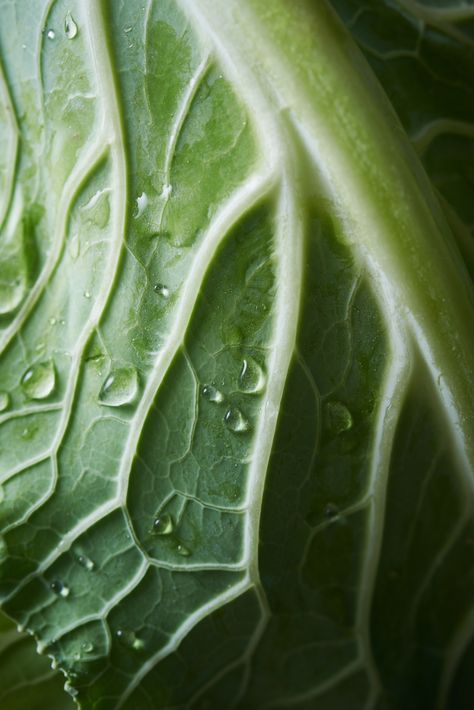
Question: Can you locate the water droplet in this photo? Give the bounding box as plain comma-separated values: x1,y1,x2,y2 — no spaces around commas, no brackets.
81,641,94,653
21,360,56,400
47,29,55,39
134,192,148,218
224,407,249,432
116,628,144,651
0,392,10,412
202,384,224,403
99,366,138,407
76,553,95,571
326,401,352,434
65,683,79,698
124,26,132,33
82,190,110,229
69,233,80,259
83,290,91,299
238,356,266,394
153,283,170,298
152,513,174,536
324,503,339,519
64,12,78,39
51,580,70,598
176,542,191,557
49,316,57,326
0,276,25,314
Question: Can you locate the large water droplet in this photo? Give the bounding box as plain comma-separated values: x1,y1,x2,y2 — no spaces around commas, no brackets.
224,407,249,433
46,29,55,39
326,401,353,434
99,366,138,407
116,628,144,651
176,542,191,557
21,360,56,400
239,356,266,394
134,192,148,218
202,384,224,403
83,190,110,229
153,283,170,298
0,277,25,314
76,552,95,571
0,392,10,412
64,12,78,39
51,580,70,598
152,513,174,536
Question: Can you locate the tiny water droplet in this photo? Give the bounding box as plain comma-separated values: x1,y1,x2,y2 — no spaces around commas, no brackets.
70,233,80,259
324,503,339,519
51,580,70,598
76,553,95,571
83,290,91,299
326,401,352,434
224,407,249,432
21,360,56,400
0,392,10,412
99,366,138,407
64,12,78,39
135,192,148,218
47,29,55,39
176,542,191,557
239,356,266,394
81,641,94,653
49,316,57,326
116,628,144,651
124,26,132,33
152,513,174,536
202,384,224,403
153,283,170,298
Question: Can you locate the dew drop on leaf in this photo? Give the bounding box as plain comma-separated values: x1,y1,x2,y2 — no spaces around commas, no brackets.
134,192,148,218
202,384,224,403
51,580,70,598
99,366,138,407
0,391,10,412
224,407,249,432
46,29,55,39
176,542,192,557
0,277,25,315
76,553,95,571
153,283,170,298
116,628,144,651
152,513,174,536
21,360,56,400
81,641,94,653
326,400,353,433
64,12,78,39
239,356,266,394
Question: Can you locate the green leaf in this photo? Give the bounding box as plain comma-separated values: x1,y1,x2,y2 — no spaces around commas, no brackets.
0,1,473,708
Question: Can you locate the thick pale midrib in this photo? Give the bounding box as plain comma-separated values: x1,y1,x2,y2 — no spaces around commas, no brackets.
115,578,253,709
0,56,19,232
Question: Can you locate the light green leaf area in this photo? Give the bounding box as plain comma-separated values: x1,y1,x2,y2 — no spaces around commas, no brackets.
0,1,473,709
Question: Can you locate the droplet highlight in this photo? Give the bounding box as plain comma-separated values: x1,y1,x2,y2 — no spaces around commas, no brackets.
202,384,224,403
64,12,78,39
21,360,56,400
0,392,10,412
238,356,266,394
152,513,174,536
99,366,138,407
176,542,191,557
134,192,148,218
153,283,170,298
224,407,249,433
76,553,95,571
81,641,94,653
46,29,55,39
51,580,70,598
326,401,353,434
116,628,144,651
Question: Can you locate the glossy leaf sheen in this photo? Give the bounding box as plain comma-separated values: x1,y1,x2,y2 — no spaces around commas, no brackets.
0,1,473,709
